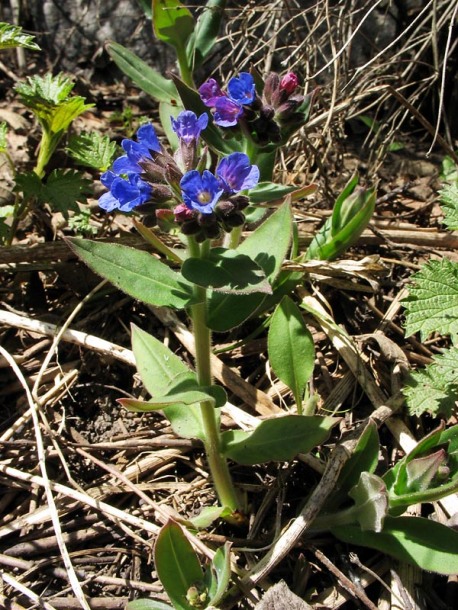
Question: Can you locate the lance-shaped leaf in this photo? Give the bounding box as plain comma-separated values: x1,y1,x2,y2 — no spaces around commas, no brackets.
268,296,315,409
67,238,194,309
332,516,458,575
221,415,338,465
348,472,388,532
182,248,272,295
207,200,293,331
306,175,375,261
131,325,206,440
154,522,205,610
249,181,317,205
119,384,227,411
106,41,179,103
205,542,232,607
188,0,227,69
127,600,173,610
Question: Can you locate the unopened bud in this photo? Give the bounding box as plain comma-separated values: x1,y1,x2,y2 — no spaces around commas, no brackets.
280,72,299,94
263,73,280,105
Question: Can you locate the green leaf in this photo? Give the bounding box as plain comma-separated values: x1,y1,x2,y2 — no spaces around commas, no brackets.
119,383,226,411
249,181,317,205
190,0,226,69
131,325,205,440
188,506,232,529
159,101,182,150
0,22,40,51
0,121,7,152
182,248,272,295
383,423,458,511
207,542,232,607
67,238,194,309
268,296,315,408
403,258,458,341
135,0,153,18
440,183,458,230
127,600,173,610
67,132,118,171
221,415,338,465
14,171,42,200
152,0,195,52
306,177,375,261
49,97,94,133
206,201,293,331
106,41,179,103
42,169,90,217
325,421,380,511
154,522,204,610
332,516,458,575
403,346,458,417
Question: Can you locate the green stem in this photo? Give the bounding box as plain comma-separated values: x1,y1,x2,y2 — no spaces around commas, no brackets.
187,237,239,511
177,47,194,88
222,225,243,249
34,129,56,178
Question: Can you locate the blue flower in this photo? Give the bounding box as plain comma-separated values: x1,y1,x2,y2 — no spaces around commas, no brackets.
112,123,161,175
213,97,244,127
198,78,224,107
216,153,260,193
99,170,152,212
171,111,208,144
227,73,256,106
180,170,224,214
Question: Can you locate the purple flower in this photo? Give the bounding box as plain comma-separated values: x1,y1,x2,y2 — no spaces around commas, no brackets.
171,111,208,144
180,170,224,214
216,153,260,193
199,78,224,106
227,72,256,105
214,97,244,127
99,171,153,212
112,123,161,175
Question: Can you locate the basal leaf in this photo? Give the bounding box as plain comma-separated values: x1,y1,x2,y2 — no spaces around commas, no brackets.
221,415,338,465
268,296,315,408
42,169,90,217
249,181,317,205
403,258,458,340
106,41,179,103
332,516,458,575
67,238,194,309
154,522,204,610
190,0,226,69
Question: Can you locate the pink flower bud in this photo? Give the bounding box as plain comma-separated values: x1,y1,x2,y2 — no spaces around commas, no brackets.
280,72,298,95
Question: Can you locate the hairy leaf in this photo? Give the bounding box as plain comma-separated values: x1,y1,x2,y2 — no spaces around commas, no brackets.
67,132,118,171
403,258,458,340
0,22,40,51
440,183,458,230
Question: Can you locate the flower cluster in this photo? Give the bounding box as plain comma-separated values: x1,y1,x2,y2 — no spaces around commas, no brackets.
98,112,259,240
199,70,307,146
199,72,256,127
175,152,259,241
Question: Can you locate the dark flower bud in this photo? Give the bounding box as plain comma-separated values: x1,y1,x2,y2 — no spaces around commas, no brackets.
216,199,236,216
149,183,174,203
164,162,184,186
228,194,249,210
180,219,201,235
280,72,299,95
174,203,195,223
260,105,275,120
203,223,221,239
141,214,157,228
222,210,245,229
276,96,304,121
135,202,158,215
263,73,280,105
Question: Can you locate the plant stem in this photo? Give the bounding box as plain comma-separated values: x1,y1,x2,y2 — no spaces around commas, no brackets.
187,237,239,511
177,47,194,89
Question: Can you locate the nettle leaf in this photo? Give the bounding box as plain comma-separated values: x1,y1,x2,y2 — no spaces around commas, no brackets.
152,0,195,52
42,169,91,217
0,22,40,51
182,248,272,295
106,41,179,104
403,346,458,417
403,258,458,341
67,238,194,309
16,73,74,106
221,415,338,465
154,522,204,610
332,516,458,575
13,171,42,200
207,201,293,331
48,97,94,133
268,296,315,408
440,183,458,230
67,132,118,171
